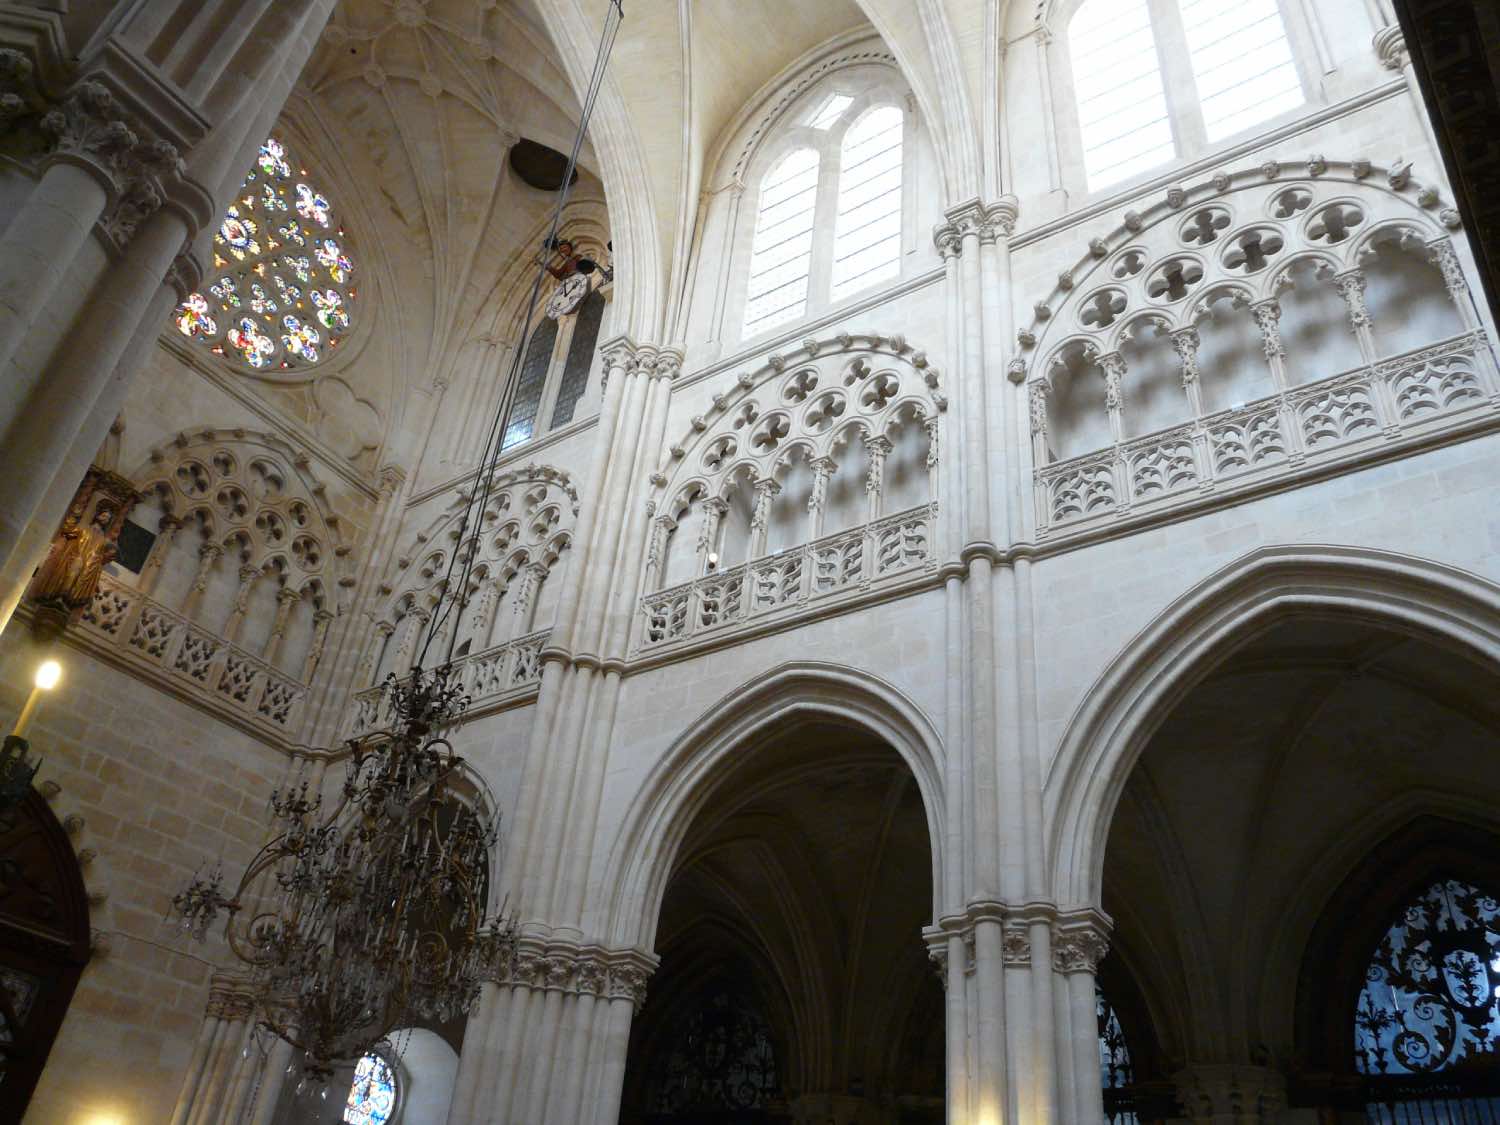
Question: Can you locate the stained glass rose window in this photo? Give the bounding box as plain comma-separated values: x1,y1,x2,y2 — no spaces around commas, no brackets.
171,137,357,372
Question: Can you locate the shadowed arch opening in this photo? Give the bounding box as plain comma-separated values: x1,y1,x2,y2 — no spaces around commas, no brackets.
617,715,943,1124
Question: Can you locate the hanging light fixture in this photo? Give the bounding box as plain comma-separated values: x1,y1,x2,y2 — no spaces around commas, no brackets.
170,0,626,1083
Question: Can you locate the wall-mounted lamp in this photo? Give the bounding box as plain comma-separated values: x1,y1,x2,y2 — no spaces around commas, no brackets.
706,552,719,573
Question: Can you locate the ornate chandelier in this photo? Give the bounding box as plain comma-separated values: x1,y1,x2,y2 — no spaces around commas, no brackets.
172,662,516,1080
170,0,624,1085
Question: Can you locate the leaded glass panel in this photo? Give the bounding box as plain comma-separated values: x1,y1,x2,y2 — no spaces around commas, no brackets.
550,289,606,429
171,138,357,372
343,1052,397,1125
503,318,558,450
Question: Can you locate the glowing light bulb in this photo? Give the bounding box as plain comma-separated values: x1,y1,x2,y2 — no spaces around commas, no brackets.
34,661,61,691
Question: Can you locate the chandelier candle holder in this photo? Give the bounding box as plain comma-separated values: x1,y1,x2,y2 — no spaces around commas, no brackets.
171,662,517,1080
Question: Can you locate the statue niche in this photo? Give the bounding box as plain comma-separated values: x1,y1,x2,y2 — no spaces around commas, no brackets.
26,467,139,639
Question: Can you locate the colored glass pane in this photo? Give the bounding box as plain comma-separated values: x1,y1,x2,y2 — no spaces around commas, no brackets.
297,183,332,227
174,294,217,339
169,135,355,371
227,317,275,368
258,138,292,180
313,289,349,331
343,1053,396,1125
280,316,321,362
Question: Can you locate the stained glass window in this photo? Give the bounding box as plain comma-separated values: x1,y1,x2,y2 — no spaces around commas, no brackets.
1098,984,1140,1125
170,137,357,372
1355,878,1500,1077
648,989,779,1114
502,318,558,451
343,1052,397,1125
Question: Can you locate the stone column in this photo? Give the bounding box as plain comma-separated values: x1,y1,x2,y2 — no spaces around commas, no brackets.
1099,351,1127,443
1373,25,1441,163
300,607,334,682
260,585,300,665
863,433,892,521
390,609,429,675
170,973,258,1125
1054,912,1112,1125
1333,268,1377,364
136,515,182,597
513,561,549,636
1427,237,1481,330
220,564,260,644
642,514,675,593
807,457,836,540
1028,381,1051,465
467,577,504,652
697,497,729,572
1251,299,1289,390
179,543,223,620
0,1,341,641
748,478,780,559
1171,327,1205,416
357,619,395,688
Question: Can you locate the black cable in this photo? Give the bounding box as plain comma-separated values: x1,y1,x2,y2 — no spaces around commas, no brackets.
417,0,624,672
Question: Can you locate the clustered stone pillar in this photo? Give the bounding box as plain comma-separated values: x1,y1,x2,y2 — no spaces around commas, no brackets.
0,0,341,639
446,340,682,1125
169,973,278,1125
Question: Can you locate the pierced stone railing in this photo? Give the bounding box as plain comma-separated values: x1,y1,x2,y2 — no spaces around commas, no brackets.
345,627,551,739
1036,332,1498,534
639,503,938,651
77,575,307,734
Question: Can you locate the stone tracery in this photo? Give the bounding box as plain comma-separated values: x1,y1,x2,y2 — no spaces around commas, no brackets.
640,333,944,650
171,137,357,374
1014,158,1497,534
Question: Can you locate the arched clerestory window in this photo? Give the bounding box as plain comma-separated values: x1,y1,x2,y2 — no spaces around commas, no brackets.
1354,877,1500,1120
740,88,912,340
502,281,610,452
1065,0,1306,191
171,137,357,371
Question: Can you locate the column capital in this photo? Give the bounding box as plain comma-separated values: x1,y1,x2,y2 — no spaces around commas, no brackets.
1052,908,1112,974
1373,24,1408,71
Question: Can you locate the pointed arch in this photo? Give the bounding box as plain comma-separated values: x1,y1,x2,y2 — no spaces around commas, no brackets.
1047,544,1500,909
589,661,946,950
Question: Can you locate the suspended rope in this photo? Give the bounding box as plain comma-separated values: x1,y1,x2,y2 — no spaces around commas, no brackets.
420,0,625,669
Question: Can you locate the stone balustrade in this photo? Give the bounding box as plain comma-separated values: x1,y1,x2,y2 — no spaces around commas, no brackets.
76,574,306,735
345,627,551,738
640,502,938,651
1036,331,1499,535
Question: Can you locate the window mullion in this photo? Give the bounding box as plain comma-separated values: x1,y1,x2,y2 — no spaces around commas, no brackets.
535,314,577,437
1150,0,1209,157
806,140,841,314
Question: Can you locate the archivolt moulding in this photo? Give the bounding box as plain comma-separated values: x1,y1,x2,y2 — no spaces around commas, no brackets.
1044,544,1500,910
590,660,947,952
1009,157,1467,387
652,331,946,515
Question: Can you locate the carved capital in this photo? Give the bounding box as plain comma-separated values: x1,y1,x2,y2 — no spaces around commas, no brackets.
1028,379,1050,436
1002,924,1031,966
1373,24,1408,71
1169,327,1202,387
1250,299,1285,360
1173,1064,1287,1122
1052,914,1110,974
